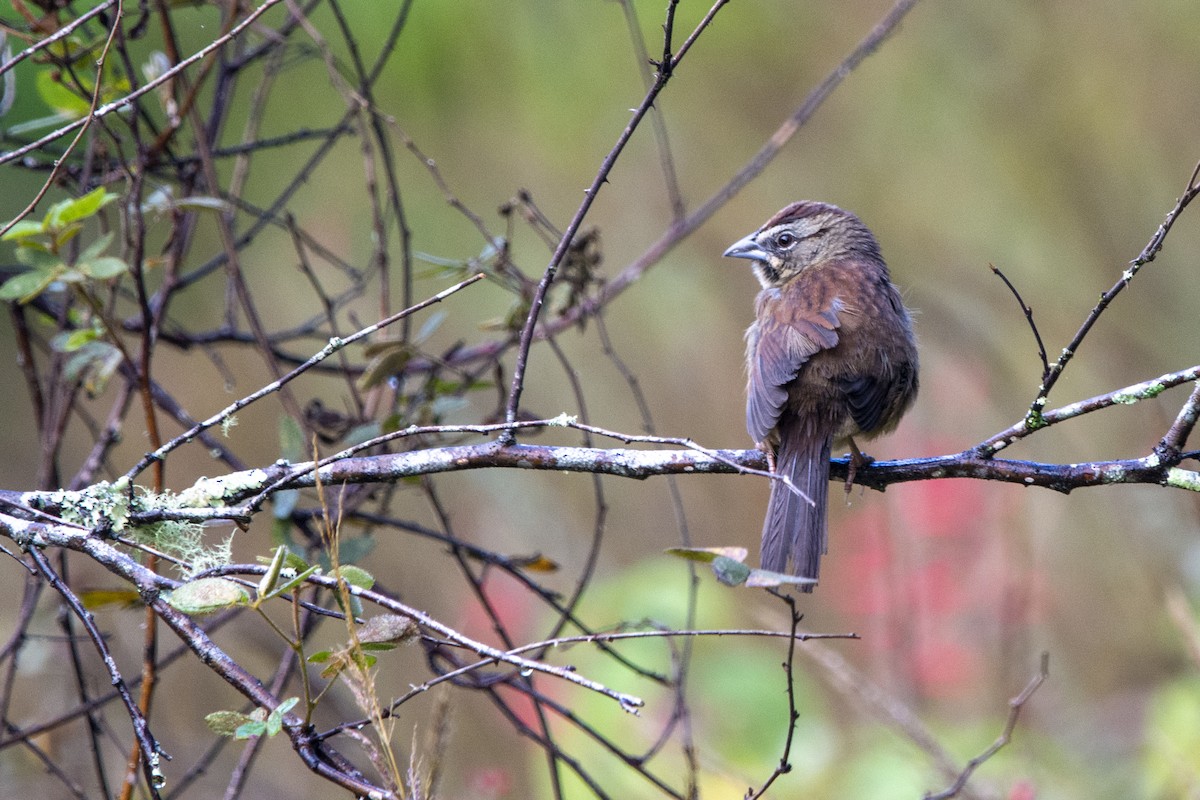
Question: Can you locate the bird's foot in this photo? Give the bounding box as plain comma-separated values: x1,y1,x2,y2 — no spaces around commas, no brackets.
844,436,874,494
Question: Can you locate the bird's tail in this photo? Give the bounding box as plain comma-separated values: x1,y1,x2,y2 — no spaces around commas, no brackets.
760,417,832,591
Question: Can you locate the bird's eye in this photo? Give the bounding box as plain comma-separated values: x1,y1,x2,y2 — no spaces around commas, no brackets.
774,232,797,249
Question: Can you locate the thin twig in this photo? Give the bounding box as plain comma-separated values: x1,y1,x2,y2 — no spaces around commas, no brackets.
924,653,1050,800
124,273,485,480
990,263,1050,381
1028,159,1200,425
502,0,725,435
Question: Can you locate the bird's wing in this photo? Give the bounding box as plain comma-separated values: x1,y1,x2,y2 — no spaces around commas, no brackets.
746,286,842,443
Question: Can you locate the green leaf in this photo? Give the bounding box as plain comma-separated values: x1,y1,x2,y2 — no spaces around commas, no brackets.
343,421,382,448
415,309,446,343
268,563,320,599
278,415,305,463
358,344,410,390
56,327,101,352
271,489,299,520
79,256,128,280
332,564,374,589
77,230,114,263
744,569,819,589
63,341,122,396
35,68,91,119
205,710,255,737
165,577,249,614
234,720,267,739
14,244,59,269
665,546,749,564
51,187,116,228
0,269,57,303
1,219,46,241
332,535,375,566
711,556,752,587
257,545,288,598
52,223,83,249
307,650,332,664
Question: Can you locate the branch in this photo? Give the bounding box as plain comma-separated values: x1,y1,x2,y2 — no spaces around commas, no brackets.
924,653,1050,800
124,272,485,480
1028,159,1200,424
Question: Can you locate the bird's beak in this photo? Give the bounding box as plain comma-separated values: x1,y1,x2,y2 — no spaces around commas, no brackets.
723,233,768,262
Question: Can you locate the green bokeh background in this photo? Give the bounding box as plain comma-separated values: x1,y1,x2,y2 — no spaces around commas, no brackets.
2,1,1200,797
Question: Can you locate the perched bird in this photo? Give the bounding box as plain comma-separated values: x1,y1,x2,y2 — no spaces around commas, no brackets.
724,201,918,589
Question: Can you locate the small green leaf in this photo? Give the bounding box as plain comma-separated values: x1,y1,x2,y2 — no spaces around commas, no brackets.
358,344,410,390
332,564,374,589
1,219,46,240
77,230,114,263
665,546,749,564
343,421,382,448
234,720,267,739
0,269,57,303
35,68,91,119
744,569,819,589
332,535,375,566
79,256,128,280
205,710,255,737
50,187,116,228
307,650,332,663
415,309,446,343
271,489,299,520
52,223,83,249
14,244,59,269
711,556,752,587
56,327,101,352
64,340,122,396
269,563,320,599
257,545,288,598
278,415,305,463
165,577,249,614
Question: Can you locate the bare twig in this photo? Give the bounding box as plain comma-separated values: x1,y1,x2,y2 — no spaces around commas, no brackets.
124,272,485,480
924,653,1050,800
1028,159,1200,426
0,0,289,168
990,263,1050,381
746,591,805,799
502,0,722,435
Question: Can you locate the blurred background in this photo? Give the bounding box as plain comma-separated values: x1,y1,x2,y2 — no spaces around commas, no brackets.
2,1,1200,797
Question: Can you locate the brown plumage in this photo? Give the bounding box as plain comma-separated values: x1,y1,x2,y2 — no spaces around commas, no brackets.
724,201,918,590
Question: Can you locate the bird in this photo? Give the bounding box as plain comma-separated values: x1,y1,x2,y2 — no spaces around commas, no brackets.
723,201,918,590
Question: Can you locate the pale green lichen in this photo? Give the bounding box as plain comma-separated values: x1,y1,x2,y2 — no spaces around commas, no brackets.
39,478,133,531
36,479,236,577
1166,468,1200,492
1023,411,1047,431
175,469,270,508
131,519,233,578
1113,380,1167,405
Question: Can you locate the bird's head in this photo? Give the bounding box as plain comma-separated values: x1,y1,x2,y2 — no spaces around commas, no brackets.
723,201,883,289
